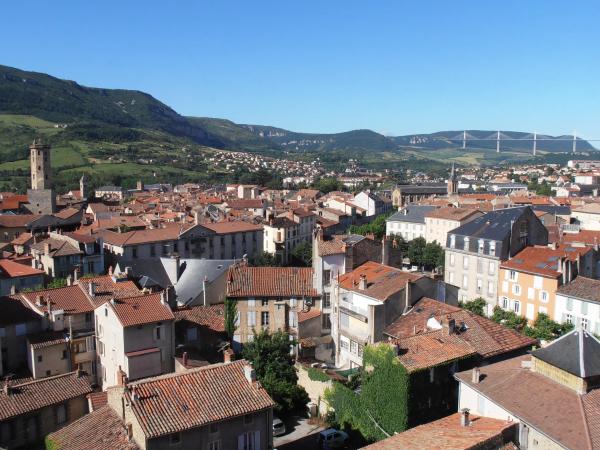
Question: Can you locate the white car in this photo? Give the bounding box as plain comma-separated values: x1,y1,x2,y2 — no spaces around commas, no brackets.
318,428,349,449
273,417,286,437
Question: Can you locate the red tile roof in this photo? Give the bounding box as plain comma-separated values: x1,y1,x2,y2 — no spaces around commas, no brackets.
384,298,535,359
0,372,93,421
425,207,483,221
0,259,44,278
173,304,225,332
78,275,143,307
338,261,422,302
47,405,139,450
105,292,175,327
19,285,94,315
27,331,68,350
98,223,192,246
202,220,263,234
0,214,38,227
227,265,317,298
88,391,108,411
362,412,517,450
562,230,600,247
500,245,591,278
128,360,274,438
455,356,595,450
298,308,321,323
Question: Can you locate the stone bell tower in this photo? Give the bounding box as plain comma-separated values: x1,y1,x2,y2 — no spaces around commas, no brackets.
447,162,458,196
27,139,56,214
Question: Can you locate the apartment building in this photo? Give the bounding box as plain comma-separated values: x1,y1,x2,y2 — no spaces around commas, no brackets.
444,207,548,313
262,216,300,264
0,259,45,295
555,276,600,334
424,207,483,247
332,261,458,369
49,360,275,450
95,291,175,388
353,191,391,217
386,205,436,241
226,264,320,349
498,245,593,322
455,329,600,450
201,221,264,260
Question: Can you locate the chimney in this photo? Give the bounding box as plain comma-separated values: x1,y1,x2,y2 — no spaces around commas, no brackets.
131,386,139,403
36,295,44,306
443,316,456,335
126,423,133,441
404,280,412,312
244,364,256,384
381,237,391,266
3,381,12,396
224,348,235,363
460,408,470,427
66,274,73,286
44,242,51,255
10,285,16,295
203,276,209,306
182,351,189,367
88,282,96,297
125,266,132,277
108,265,113,276
472,367,481,384
73,268,79,284
358,274,368,290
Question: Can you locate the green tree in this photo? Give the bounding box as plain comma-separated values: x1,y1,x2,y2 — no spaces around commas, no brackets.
249,251,281,267
422,241,444,271
490,306,527,332
535,180,552,196
313,177,345,194
348,212,391,240
291,241,312,267
46,278,67,289
459,297,487,316
391,234,409,255
242,330,309,414
224,297,237,341
407,237,427,267
524,313,573,340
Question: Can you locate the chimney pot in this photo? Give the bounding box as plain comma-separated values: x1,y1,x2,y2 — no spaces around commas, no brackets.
460,408,470,427
244,364,256,384
358,274,368,290
88,282,96,297
182,351,189,367
224,348,235,363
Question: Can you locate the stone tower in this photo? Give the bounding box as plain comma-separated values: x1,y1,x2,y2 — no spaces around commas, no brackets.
447,163,458,196
27,139,56,214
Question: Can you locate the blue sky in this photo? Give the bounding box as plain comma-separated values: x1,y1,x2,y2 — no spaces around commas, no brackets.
2,1,599,138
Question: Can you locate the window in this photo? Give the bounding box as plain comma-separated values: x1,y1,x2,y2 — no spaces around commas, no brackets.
527,287,534,300
488,261,495,275
509,270,517,281
487,281,494,296
247,298,255,307
540,291,548,303
476,278,482,294
290,297,297,307
513,284,521,296
154,325,163,340
261,299,269,307
37,355,43,363
463,256,469,269
340,312,350,328
323,292,331,308
150,245,156,257
448,271,454,283
449,254,455,267
208,441,221,450
56,404,67,425
340,339,349,350
566,298,574,311
169,432,181,445
61,350,68,360
238,431,256,450
566,313,573,324
582,318,589,330
132,247,138,259
0,327,5,338
288,311,297,328
85,312,93,323
514,300,521,314
322,313,331,330
489,242,496,255
15,323,26,336
502,296,509,309
450,235,456,249
261,311,269,326
350,340,358,355
462,274,468,289
186,327,198,342
323,269,331,286
477,258,483,274
478,239,484,254
581,302,589,315
243,414,253,425
463,237,470,251
209,423,219,434
247,311,256,327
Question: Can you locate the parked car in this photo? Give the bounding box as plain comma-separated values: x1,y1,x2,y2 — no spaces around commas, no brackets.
273,416,286,437
318,428,349,449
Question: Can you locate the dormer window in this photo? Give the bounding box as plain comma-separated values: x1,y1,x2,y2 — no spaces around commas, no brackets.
489,242,496,255
464,237,470,251
450,235,456,249
478,239,484,254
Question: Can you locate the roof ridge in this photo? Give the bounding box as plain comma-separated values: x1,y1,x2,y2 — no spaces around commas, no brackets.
10,370,81,388
577,393,594,450
129,360,246,386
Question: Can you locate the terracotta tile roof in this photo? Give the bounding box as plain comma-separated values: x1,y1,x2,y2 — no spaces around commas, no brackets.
126,347,160,357
19,285,95,315
563,230,600,246
227,265,317,298
0,295,41,326
27,330,68,350
173,304,225,332
226,199,264,209
500,245,591,278
455,356,595,450
0,259,44,278
298,308,321,323
557,276,600,304
393,331,477,372
425,207,482,221
362,412,517,450
47,405,139,450
202,220,263,234
0,195,29,211
88,391,108,411
10,231,34,246
98,223,191,246
338,261,422,302
104,292,175,327
54,207,82,220
128,360,274,438
0,214,38,227
78,275,143,307
384,298,535,359
317,236,345,256
0,372,93,421
31,237,83,257
582,389,600,450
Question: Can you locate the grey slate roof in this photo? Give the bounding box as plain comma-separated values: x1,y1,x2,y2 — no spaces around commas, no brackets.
532,329,600,378
449,207,530,240
531,205,571,216
388,205,437,224
394,184,448,194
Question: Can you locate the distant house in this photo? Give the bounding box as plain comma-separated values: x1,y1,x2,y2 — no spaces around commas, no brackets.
0,259,45,295
95,186,124,200
386,205,436,241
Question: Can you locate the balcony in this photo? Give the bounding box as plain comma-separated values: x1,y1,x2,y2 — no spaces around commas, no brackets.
73,350,95,364
339,299,369,319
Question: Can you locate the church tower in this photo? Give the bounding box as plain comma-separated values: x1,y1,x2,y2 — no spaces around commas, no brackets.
27,139,56,214
447,163,458,196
